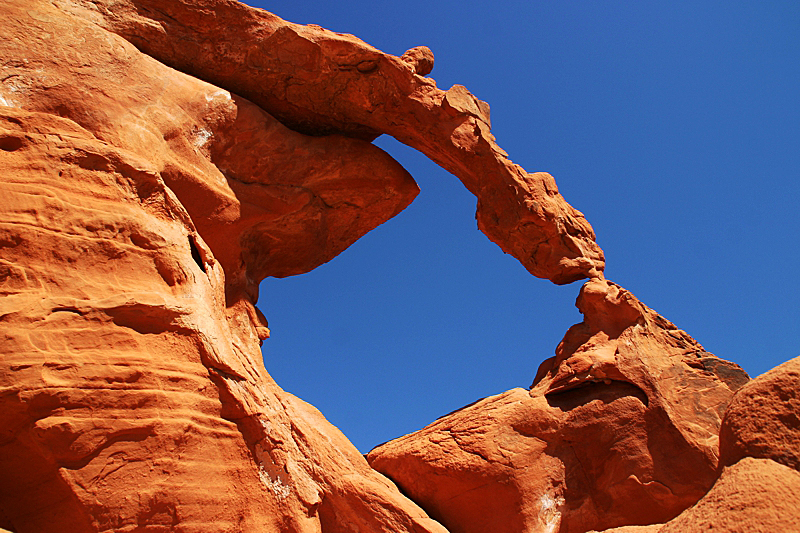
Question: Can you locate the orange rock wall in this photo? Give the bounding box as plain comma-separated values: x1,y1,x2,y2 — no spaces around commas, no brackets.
0,1,443,531
1,1,797,532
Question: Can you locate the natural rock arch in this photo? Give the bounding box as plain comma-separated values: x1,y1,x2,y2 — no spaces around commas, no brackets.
1,2,798,533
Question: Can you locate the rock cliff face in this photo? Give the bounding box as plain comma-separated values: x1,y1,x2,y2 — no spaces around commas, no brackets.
0,1,437,531
0,1,796,532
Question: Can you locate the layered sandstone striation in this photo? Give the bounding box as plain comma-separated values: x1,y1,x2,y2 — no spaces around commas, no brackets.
1,0,797,532
0,0,438,531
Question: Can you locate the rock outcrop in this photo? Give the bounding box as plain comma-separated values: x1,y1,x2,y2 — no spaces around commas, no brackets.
0,0,796,532
368,279,750,533
719,355,800,471
0,1,439,531
656,457,800,532
369,280,800,533
594,457,800,533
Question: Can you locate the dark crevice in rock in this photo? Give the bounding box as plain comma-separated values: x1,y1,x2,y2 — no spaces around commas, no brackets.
545,380,649,410
188,235,206,273
0,135,23,152
50,307,84,316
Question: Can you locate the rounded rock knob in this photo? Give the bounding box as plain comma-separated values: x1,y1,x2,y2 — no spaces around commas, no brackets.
400,46,434,76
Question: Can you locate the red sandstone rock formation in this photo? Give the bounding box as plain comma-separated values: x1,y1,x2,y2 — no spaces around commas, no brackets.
719,355,800,471
657,457,800,532
368,279,751,533
594,458,800,533
61,0,605,285
1,0,606,528
592,356,800,533
1,0,797,532
0,1,442,531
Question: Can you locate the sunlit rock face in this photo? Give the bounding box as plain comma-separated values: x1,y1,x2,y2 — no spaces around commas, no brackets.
0,1,441,532
589,457,800,533
0,0,607,528
654,457,800,533
719,355,800,471
2,1,797,532
68,0,606,285
368,279,750,533
1,0,606,528
591,358,800,533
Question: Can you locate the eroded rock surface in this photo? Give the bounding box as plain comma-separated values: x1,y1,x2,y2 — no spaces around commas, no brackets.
719,355,800,471
58,0,605,284
0,0,609,528
0,1,441,531
1,0,794,532
368,279,750,533
658,457,800,533
591,457,800,533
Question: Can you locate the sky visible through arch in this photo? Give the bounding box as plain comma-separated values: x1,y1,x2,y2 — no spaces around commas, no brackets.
248,0,800,453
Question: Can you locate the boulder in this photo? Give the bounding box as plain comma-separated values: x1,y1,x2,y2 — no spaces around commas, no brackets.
719,355,800,471
659,457,800,533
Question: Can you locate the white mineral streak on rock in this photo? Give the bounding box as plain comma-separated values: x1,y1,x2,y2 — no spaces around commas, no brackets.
539,493,564,533
258,466,292,501
193,128,212,147
205,89,231,102
254,443,292,501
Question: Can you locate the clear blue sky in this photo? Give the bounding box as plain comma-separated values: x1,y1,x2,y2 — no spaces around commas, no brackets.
246,0,800,453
